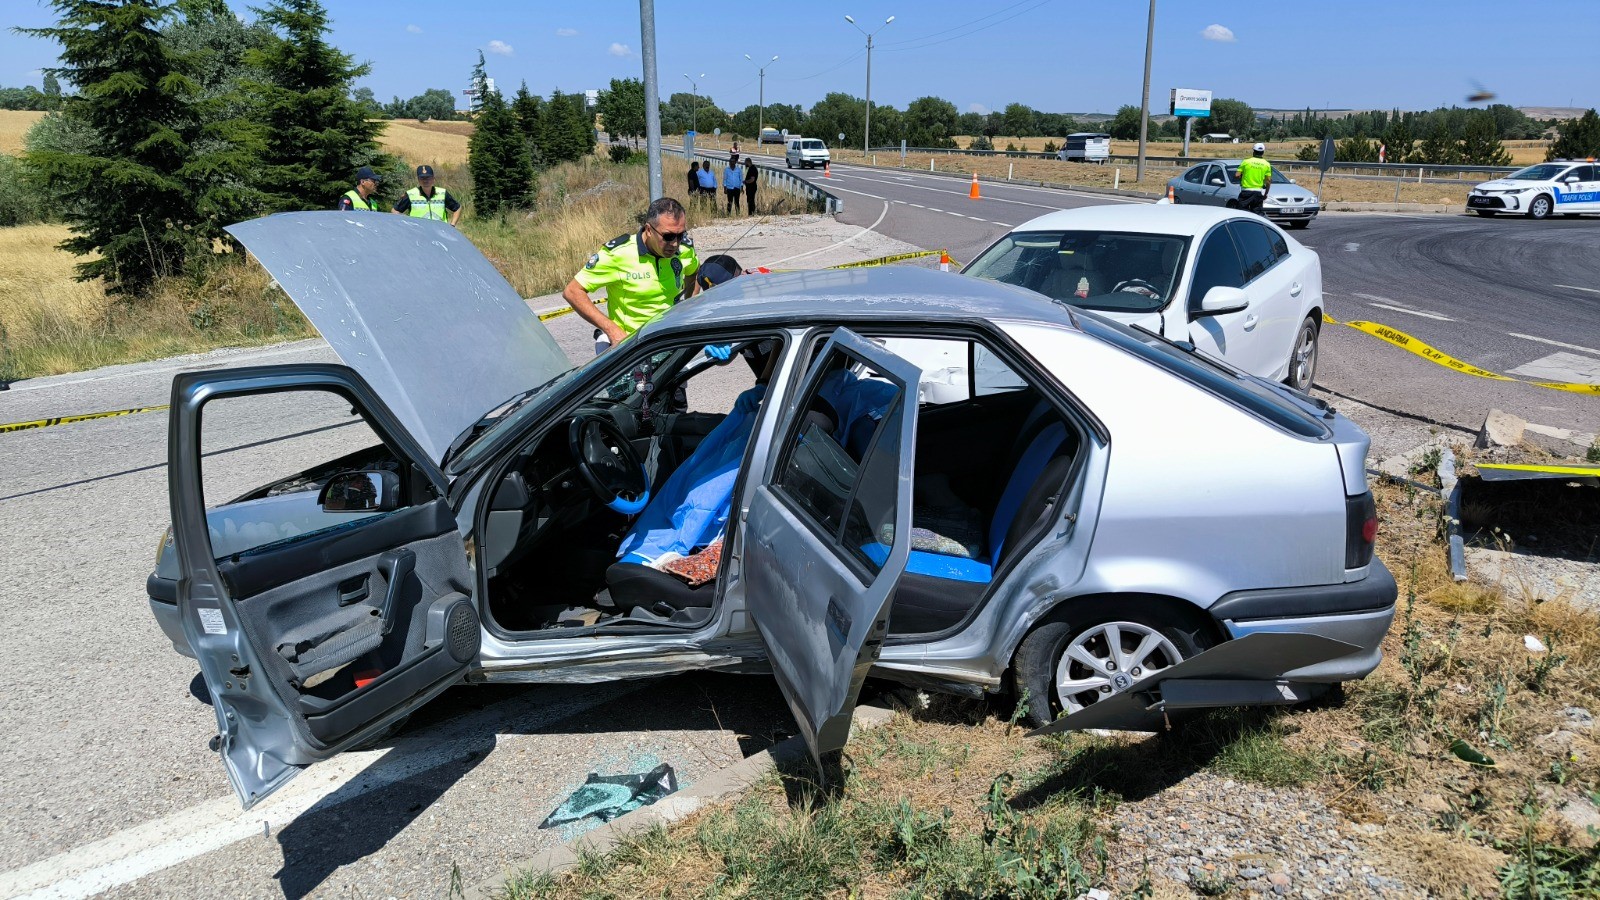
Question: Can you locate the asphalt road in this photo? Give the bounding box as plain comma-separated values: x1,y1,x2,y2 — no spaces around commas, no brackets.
775,157,1600,440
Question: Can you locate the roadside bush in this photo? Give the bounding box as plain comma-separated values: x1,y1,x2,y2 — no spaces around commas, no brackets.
0,155,49,226
607,143,633,163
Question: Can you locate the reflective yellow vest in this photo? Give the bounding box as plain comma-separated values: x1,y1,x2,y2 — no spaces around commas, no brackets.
342,189,381,211
406,186,450,221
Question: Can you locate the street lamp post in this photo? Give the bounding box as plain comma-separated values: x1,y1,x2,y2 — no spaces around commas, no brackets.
744,53,778,142
844,14,893,157
1136,0,1154,182
682,72,704,135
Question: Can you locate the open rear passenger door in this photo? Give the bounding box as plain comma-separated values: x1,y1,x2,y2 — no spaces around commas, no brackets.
169,365,480,809
743,329,920,764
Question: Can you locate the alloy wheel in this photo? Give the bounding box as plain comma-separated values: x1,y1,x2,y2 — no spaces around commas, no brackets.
1289,320,1319,391
1529,195,1552,219
1054,621,1184,715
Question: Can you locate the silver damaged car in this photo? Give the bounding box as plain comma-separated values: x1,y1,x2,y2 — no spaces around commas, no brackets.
149,212,1396,807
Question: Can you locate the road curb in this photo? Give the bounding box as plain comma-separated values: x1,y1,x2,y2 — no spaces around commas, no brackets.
462,704,897,899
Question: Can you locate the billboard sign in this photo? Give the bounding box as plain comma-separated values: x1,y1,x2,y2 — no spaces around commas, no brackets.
1170,88,1213,118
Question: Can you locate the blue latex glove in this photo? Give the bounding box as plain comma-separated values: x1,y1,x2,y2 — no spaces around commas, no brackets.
703,344,734,362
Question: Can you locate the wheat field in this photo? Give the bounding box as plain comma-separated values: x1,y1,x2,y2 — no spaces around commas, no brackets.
377,118,472,167
0,110,47,155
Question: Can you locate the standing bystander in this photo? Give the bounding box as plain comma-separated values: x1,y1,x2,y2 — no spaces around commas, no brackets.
391,165,462,225
721,161,744,214
742,158,759,215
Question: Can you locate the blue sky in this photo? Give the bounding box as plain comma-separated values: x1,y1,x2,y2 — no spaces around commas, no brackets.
4,0,1596,115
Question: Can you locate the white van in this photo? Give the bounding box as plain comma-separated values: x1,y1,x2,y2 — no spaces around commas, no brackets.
785,137,830,169
1055,132,1111,164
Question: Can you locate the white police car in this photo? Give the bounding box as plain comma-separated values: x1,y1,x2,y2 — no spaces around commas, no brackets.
1466,160,1600,219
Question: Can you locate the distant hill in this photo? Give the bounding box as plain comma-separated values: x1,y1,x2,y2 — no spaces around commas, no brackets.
1516,107,1588,120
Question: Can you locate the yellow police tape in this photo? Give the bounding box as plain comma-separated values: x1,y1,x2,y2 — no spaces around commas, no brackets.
0,404,170,435
1476,463,1600,477
1322,314,1600,396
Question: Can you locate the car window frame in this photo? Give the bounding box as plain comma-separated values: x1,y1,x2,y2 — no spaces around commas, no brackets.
1224,219,1285,284
1203,164,1225,186
1182,165,1205,184
1185,222,1247,313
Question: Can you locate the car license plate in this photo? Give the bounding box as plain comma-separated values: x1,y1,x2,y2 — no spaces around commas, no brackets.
1282,207,1301,215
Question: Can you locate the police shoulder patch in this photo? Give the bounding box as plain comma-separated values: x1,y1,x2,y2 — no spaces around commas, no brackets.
602,232,632,250
584,252,600,270
680,234,695,248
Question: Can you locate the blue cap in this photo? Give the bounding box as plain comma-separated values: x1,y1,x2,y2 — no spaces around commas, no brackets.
356,165,381,182
416,165,435,178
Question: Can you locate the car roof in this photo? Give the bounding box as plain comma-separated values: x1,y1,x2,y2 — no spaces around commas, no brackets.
1007,203,1246,238
645,265,1081,334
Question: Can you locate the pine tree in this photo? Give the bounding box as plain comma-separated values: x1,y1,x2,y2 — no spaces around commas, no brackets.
1547,109,1600,160
1458,113,1510,166
511,81,543,166
246,0,391,213
468,86,531,215
20,0,208,293
1415,123,1460,165
1380,112,1414,165
538,90,591,165
468,51,488,114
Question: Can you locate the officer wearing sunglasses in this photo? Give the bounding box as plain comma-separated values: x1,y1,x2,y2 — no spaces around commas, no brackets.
563,197,701,355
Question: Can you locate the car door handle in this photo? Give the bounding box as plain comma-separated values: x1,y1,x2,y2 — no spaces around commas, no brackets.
1243,314,1260,331
1290,282,1302,297
375,548,416,635
337,574,370,607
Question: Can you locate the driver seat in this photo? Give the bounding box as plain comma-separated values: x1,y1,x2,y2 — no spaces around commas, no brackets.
1038,252,1095,301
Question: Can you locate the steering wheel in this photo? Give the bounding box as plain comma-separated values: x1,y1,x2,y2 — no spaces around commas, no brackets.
1111,278,1163,301
568,416,651,515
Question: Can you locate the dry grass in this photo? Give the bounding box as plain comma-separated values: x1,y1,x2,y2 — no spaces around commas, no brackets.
0,110,46,155
376,118,471,167
0,224,310,379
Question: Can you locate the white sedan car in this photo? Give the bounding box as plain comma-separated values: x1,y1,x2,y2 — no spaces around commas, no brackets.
1466,161,1600,219
963,206,1324,392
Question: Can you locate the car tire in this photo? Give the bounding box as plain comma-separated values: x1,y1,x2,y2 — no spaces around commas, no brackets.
1288,220,1309,229
1285,315,1320,392
1474,210,1497,217
785,158,792,169
1011,603,1211,728
1225,199,1239,209
1527,194,1553,220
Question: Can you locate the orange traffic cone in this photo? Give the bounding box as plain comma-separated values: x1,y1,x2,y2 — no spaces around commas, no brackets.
1166,185,1176,203
823,162,832,178
939,250,952,272
968,172,981,200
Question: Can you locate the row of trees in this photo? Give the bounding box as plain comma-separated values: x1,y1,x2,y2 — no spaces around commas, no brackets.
466,53,596,215
1290,107,1527,165
15,0,391,295
0,76,64,110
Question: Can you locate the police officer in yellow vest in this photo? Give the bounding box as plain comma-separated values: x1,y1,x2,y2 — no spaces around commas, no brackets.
391,165,462,226
1237,144,1274,217
337,166,384,211
563,197,701,354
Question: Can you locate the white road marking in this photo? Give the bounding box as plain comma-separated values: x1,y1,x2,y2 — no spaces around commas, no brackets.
762,200,891,268
1343,242,1360,252
1509,332,1600,356
1508,351,1600,385
0,687,633,899
927,207,943,213
2,342,326,393
910,203,925,209
1554,284,1600,295
1366,302,1454,321
831,165,1146,204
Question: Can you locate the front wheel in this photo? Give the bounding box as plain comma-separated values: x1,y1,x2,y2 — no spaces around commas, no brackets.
1286,315,1320,392
1012,609,1208,727
1527,193,1553,220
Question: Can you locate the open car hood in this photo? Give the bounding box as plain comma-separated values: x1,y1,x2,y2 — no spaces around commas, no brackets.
227,212,571,463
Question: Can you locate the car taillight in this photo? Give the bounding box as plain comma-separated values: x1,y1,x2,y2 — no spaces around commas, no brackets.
1345,492,1377,569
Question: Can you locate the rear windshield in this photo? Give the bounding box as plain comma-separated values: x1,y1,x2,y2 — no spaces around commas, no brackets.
1076,313,1330,439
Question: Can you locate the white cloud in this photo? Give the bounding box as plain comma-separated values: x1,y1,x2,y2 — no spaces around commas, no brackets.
1200,24,1235,43
556,28,578,37
967,103,989,115
608,42,631,57
486,39,514,56
405,24,423,33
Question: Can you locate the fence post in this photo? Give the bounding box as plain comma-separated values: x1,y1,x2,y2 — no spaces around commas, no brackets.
1393,177,1402,203
1114,167,1120,190
1008,162,1014,180
929,158,934,172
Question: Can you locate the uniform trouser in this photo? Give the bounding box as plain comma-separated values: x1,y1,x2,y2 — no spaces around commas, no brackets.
725,188,742,212
744,186,757,214
1239,190,1266,216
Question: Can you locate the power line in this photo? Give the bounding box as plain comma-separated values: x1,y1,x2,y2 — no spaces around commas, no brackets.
877,0,1042,48
880,0,1057,53
771,49,866,82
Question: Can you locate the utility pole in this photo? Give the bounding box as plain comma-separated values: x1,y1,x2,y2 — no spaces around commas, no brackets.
846,14,893,157
639,0,662,198
744,54,778,141
1136,0,1155,183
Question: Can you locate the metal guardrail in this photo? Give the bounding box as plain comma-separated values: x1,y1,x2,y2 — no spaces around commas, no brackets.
868,145,1519,180
662,145,843,215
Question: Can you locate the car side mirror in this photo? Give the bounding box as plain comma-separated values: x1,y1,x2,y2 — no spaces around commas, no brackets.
1562,175,1581,183
1209,177,1225,186
318,470,401,513
1193,286,1250,318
